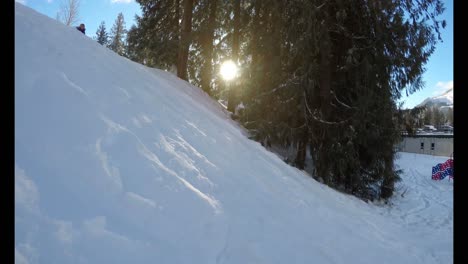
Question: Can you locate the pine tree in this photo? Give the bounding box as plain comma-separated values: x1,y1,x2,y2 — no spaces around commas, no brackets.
240,0,445,200
95,21,109,46
109,13,127,57
398,106,425,135
432,106,443,128
447,108,453,125
126,24,143,63
131,0,180,69
424,107,433,125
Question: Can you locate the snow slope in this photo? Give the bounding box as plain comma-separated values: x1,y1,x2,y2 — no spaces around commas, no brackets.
15,3,452,264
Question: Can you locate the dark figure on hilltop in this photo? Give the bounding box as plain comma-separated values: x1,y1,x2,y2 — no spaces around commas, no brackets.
76,23,85,34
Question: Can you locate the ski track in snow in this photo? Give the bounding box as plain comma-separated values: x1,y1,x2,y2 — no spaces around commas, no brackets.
61,71,89,97
115,85,131,99
99,114,222,213
185,120,208,137
139,143,222,213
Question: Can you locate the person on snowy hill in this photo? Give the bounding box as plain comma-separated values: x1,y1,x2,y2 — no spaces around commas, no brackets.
76,23,86,34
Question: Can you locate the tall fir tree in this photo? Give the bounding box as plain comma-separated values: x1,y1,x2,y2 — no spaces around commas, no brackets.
95,21,109,46
424,107,433,125
240,0,445,200
109,13,127,57
447,108,453,125
126,24,143,63
130,0,181,69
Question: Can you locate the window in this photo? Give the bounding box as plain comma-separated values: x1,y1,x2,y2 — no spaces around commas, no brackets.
431,143,435,150
420,142,424,150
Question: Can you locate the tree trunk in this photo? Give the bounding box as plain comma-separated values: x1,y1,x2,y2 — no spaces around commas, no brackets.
319,26,331,118
175,0,180,40
232,0,241,63
227,0,241,113
313,8,332,183
245,0,261,104
251,0,261,75
380,155,395,199
200,0,217,95
295,133,308,170
177,0,194,81
227,89,236,113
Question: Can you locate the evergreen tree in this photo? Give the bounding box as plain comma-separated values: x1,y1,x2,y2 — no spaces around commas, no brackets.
131,0,181,70
424,107,433,125
432,106,443,128
95,21,109,46
447,108,453,125
109,13,127,57
126,24,144,63
241,0,445,200
398,106,425,135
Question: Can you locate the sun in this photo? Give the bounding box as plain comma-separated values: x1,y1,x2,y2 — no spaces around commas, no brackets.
220,60,238,81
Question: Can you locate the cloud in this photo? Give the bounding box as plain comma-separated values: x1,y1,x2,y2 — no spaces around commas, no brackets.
83,216,107,234
15,247,30,264
54,220,74,244
15,244,38,264
15,0,27,5
433,80,453,95
125,191,157,209
15,165,40,211
82,216,133,245
47,0,53,3
111,0,133,3
436,80,453,90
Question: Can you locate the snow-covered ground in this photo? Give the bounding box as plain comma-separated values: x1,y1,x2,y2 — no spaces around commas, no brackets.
15,3,453,263
379,152,453,263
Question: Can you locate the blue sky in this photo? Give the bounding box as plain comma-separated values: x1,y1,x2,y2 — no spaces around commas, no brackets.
16,0,142,40
400,0,453,109
16,0,453,109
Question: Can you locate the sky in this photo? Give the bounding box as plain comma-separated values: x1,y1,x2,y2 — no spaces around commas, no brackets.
15,0,142,38
16,0,453,109
15,3,453,263
399,0,454,109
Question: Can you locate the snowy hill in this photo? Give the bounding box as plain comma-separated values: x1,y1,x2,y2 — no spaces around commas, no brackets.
416,87,453,108
15,3,452,264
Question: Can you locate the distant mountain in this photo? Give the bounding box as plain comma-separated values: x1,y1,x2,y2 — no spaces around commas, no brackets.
416,87,453,109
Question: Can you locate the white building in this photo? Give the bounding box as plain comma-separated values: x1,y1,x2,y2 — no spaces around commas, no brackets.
423,125,437,131
397,134,453,157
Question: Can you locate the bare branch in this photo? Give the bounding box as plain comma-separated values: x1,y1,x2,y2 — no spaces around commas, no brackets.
303,91,351,126
57,0,81,26
330,90,355,109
